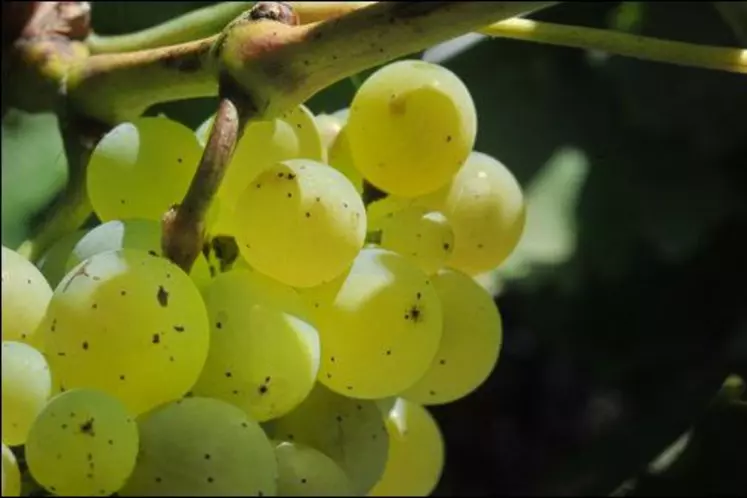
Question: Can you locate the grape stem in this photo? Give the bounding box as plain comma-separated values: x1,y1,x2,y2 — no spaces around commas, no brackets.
161,86,253,273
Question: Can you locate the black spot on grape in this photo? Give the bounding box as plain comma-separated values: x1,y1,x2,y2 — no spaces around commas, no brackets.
258,385,268,395
80,417,95,436
170,356,175,362
152,334,161,344
87,453,93,461
119,375,125,381
148,250,158,257
346,386,353,391
57,351,66,357
446,135,452,142
177,157,183,163
208,477,215,483
372,434,378,440
343,202,348,208
256,183,262,189
241,422,248,428
386,350,392,356
155,477,162,483
315,196,321,202
174,325,184,332
225,371,232,378
108,439,114,445
258,492,264,497
301,478,307,484
278,172,285,178
336,415,343,423
204,453,211,460
61,424,68,429
305,212,311,218
82,341,89,350
287,192,293,198
405,304,423,323
443,242,450,250
233,389,239,395
287,173,296,180
92,303,98,309
330,356,335,362
356,404,362,410
51,319,57,332
120,290,127,296
287,433,295,440
216,321,223,329
326,373,332,379
265,376,271,382
416,292,421,300
439,359,446,365
430,390,436,395
157,286,169,307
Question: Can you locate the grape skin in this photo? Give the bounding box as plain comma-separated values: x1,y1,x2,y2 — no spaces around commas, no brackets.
1,341,52,446
346,60,477,197
421,151,526,275
121,397,278,497
42,249,210,415
369,399,445,496
2,444,21,497
402,269,503,405
35,229,87,290
274,441,353,496
312,247,443,399
25,388,139,496
1,246,53,348
191,269,321,422
270,383,389,495
234,159,366,288
86,117,203,222
65,219,212,292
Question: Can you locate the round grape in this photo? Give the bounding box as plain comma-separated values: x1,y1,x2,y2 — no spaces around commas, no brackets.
274,441,353,496
42,249,210,415
25,389,139,496
121,397,278,496
86,117,203,222
1,341,52,446
2,444,21,497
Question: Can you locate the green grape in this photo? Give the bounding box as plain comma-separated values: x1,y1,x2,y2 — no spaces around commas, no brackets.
311,248,442,398
35,230,87,289
366,196,415,231
379,206,455,275
327,126,365,194
25,389,139,496
369,399,444,497
401,269,502,405
42,249,210,415
121,397,278,496
1,342,52,446
271,384,388,495
346,60,476,197
191,269,320,422
234,159,366,288
274,441,353,497
280,105,326,163
421,151,526,275
86,117,203,222
1,246,52,348
66,219,212,293
314,114,344,151
2,444,21,497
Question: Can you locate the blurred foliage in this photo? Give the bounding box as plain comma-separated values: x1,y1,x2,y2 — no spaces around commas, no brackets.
2,1,746,495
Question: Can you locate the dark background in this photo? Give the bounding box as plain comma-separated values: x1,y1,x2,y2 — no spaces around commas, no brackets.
3,2,746,495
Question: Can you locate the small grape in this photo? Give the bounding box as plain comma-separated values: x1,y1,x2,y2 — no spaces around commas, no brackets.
121,397,278,496
234,159,366,288
1,246,53,348
366,196,416,231
271,384,388,495
274,441,353,496
379,206,455,275
1,341,52,446
346,60,477,197
86,117,203,222
280,104,326,162
66,219,212,292
313,247,443,399
402,269,502,405
42,249,210,415
35,230,87,289
314,113,344,151
421,151,526,275
369,399,445,496
191,269,320,422
327,126,364,194
2,444,21,497
25,389,139,496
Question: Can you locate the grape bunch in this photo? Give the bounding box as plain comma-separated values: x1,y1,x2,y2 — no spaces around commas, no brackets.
2,59,524,497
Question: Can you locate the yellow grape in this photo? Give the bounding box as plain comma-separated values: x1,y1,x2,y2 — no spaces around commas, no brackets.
314,113,344,151
422,151,526,275
66,219,212,293
35,229,87,289
191,269,320,422
271,384,389,495
280,104,326,162
2,444,21,497
402,269,502,405
86,117,203,222
366,196,415,231
379,206,455,275
25,389,139,496
234,159,366,288
312,247,442,399
346,60,476,197
369,399,445,497
1,342,52,446
121,397,278,496
327,126,365,194
42,249,210,415
274,441,354,496
1,246,52,348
